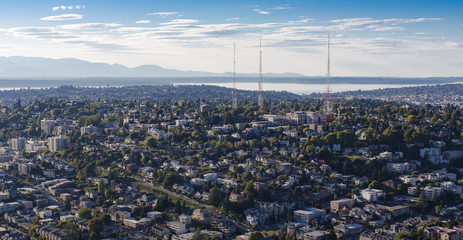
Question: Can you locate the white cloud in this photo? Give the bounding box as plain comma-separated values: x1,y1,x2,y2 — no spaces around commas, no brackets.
5,27,76,40
58,23,123,30
253,9,270,15
41,14,83,21
269,4,291,10
136,20,151,24
5,15,459,77
53,5,85,11
368,26,404,32
160,19,198,25
226,18,239,21
147,12,179,16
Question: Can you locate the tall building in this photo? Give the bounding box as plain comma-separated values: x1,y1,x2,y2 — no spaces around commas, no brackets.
48,136,70,152
10,137,26,151
41,119,56,134
18,163,36,174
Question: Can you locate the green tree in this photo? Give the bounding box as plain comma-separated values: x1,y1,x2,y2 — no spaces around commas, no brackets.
145,136,157,149
175,200,183,214
249,231,264,240
104,189,111,199
209,186,222,207
89,217,104,239
64,222,82,240
415,192,428,211
97,179,105,195
78,207,92,220
435,205,442,215
368,180,380,189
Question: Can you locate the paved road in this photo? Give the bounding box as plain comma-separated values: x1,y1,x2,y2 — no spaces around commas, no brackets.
130,176,251,232
34,185,65,209
9,173,65,209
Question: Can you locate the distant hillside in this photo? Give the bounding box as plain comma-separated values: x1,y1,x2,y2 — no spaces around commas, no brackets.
0,56,305,78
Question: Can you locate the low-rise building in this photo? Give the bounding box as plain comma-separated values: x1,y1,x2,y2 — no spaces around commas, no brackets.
424,226,459,240
330,198,354,212
293,208,326,225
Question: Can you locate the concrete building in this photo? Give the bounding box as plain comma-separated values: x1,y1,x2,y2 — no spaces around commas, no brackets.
423,186,442,200
377,205,409,217
48,136,70,152
360,188,384,202
0,202,19,214
41,119,56,134
330,198,354,212
18,162,36,175
424,226,459,240
293,208,326,225
386,162,410,173
166,221,187,234
81,125,98,135
10,137,26,151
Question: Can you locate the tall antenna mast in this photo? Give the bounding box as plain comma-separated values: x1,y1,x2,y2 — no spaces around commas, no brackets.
324,33,332,117
258,36,264,113
232,42,238,109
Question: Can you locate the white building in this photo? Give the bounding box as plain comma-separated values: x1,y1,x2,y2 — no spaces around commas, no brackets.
48,135,70,152
166,221,187,234
10,137,26,151
81,125,98,135
18,163,36,175
386,163,410,173
203,173,218,182
360,189,384,202
293,208,326,225
399,175,418,186
440,182,463,195
41,119,56,134
423,186,442,200
420,148,446,165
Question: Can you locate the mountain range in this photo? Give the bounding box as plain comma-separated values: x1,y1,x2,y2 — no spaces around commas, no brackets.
0,56,304,78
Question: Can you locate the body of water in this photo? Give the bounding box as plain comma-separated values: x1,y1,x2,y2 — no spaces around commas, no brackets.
176,82,435,95
0,79,451,95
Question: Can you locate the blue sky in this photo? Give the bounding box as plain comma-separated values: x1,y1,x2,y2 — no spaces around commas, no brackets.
0,0,462,77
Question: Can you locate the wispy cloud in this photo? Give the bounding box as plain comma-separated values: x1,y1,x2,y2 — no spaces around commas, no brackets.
252,4,291,15
4,27,76,40
3,14,452,76
226,18,239,21
41,14,83,21
253,9,270,15
1,26,129,52
147,12,179,16
160,19,199,25
136,20,151,24
58,23,123,30
269,4,292,10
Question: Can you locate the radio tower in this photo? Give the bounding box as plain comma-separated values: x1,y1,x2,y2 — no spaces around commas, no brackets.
258,36,264,113
324,34,333,121
232,42,238,109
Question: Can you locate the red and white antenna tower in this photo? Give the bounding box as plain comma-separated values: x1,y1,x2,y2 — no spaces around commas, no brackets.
258,36,264,113
324,34,333,117
232,42,238,109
